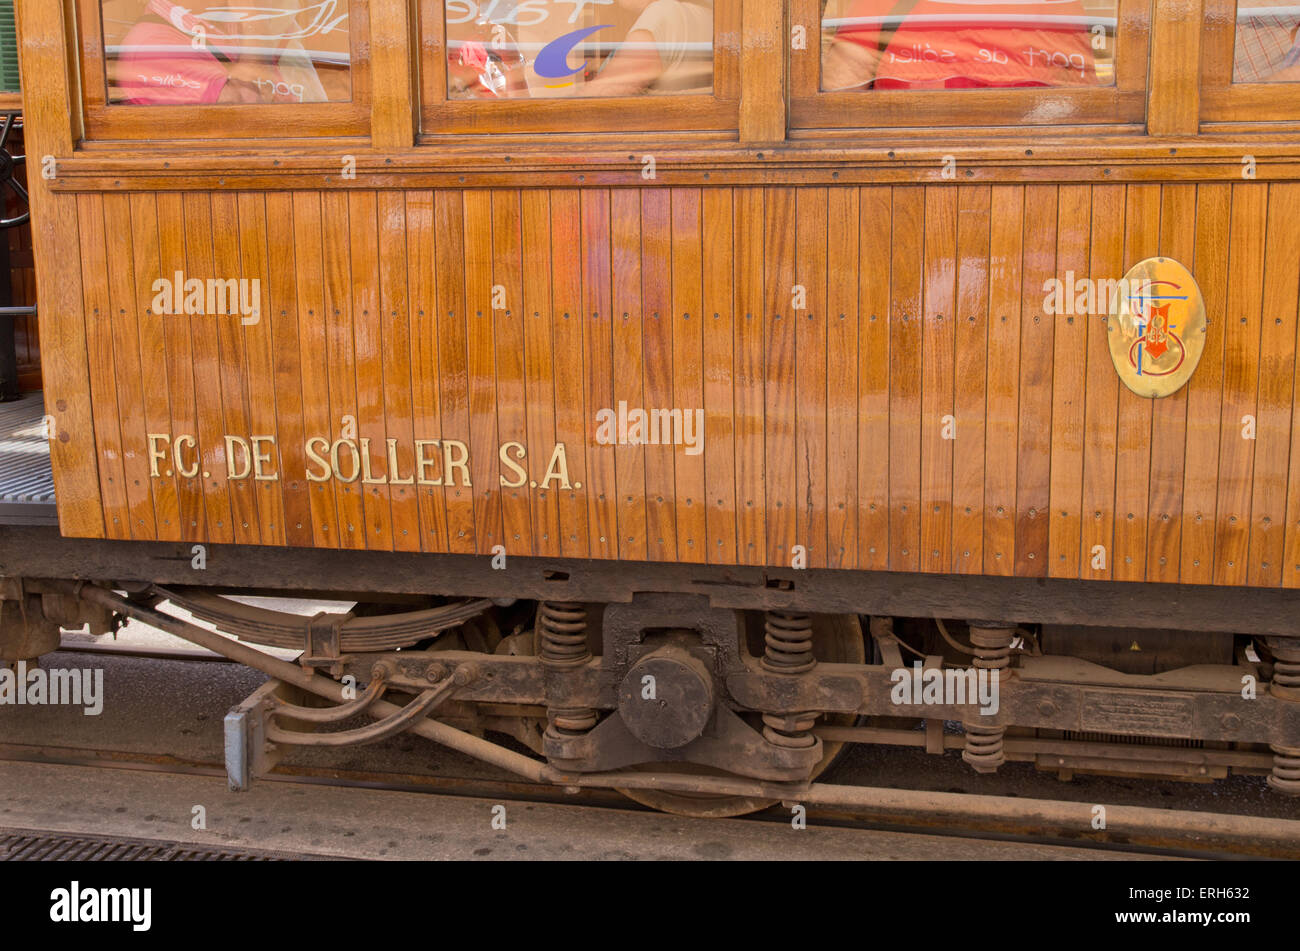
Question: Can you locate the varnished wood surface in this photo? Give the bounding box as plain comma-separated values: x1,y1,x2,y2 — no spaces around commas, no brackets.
42,182,1300,590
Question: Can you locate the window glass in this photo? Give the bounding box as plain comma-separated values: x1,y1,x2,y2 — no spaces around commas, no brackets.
99,0,352,105
1233,1,1300,82
818,0,1118,91
444,1,714,99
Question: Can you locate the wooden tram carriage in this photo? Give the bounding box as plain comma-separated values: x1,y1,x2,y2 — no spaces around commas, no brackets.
3,0,1300,815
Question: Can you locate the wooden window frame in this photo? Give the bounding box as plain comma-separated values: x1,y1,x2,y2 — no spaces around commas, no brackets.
788,0,1153,131
72,0,372,140
416,0,742,137
1199,0,1300,124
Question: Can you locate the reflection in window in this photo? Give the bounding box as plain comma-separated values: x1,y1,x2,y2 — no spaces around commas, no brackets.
1234,2,1300,82
445,1,714,99
819,0,1116,91
100,0,351,105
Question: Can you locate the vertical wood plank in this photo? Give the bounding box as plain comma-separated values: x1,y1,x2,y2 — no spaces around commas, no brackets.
102,193,157,541
582,189,618,560
888,188,924,573
1248,184,1300,586
78,195,130,540
265,193,313,549
130,194,181,541
520,191,560,557
434,191,477,554
611,190,647,561
378,191,421,553
857,187,891,569
826,187,859,569
321,191,365,550
920,187,957,575
551,190,591,560
1147,0,1203,136
493,190,532,557
984,186,1024,575
406,190,450,552
1146,184,1197,582
765,187,797,567
1214,184,1266,586
1113,184,1161,581
1182,185,1230,583
642,188,677,563
158,193,207,542
703,188,738,565
1047,186,1091,579
290,191,338,549
1015,185,1057,577
795,187,828,569
671,188,707,563
952,186,991,574
739,0,786,143
182,193,235,546
237,193,286,546
211,192,260,547
1080,186,1125,581
348,192,394,551
734,187,766,566
462,190,501,554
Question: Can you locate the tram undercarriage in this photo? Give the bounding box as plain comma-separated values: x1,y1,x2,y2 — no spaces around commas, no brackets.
3,529,1297,818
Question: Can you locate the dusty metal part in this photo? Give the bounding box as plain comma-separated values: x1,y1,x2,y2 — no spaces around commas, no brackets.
10,523,1300,635
59,582,555,785
962,623,1015,774
538,601,597,736
265,675,459,748
1040,625,1233,675
0,592,58,661
1268,636,1300,701
616,643,715,749
156,585,491,653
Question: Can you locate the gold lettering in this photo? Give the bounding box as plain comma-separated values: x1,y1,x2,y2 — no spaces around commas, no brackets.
224,435,252,480
387,438,414,485
443,440,471,487
331,439,360,483
359,437,387,484
251,436,277,481
304,437,331,482
148,434,169,478
499,441,527,488
173,434,200,479
415,440,443,485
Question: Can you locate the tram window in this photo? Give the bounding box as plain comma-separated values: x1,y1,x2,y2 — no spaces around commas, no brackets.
443,1,715,99
1233,1,1300,82
98,0,353,105
818,0,1118,91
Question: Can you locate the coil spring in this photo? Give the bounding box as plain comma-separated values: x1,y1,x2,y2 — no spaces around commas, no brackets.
539,601,589,668
761,712,819,750
762,611,816,672
1268,746,1300,796
962,722,1006,773
969,626,1015,671
1268,639,1300,691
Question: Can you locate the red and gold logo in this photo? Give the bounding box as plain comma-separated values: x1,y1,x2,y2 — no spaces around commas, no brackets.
1108,258,1207,398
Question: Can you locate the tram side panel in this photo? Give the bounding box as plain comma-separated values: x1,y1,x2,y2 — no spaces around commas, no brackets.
41,183,1300,590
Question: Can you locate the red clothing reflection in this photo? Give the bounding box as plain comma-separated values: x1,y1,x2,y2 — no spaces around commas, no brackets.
833,0,1098,88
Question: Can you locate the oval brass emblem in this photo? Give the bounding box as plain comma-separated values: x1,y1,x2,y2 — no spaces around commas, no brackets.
1107,257,1207,399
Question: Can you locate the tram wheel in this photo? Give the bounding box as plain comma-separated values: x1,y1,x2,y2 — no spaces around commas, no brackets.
615,612,866,818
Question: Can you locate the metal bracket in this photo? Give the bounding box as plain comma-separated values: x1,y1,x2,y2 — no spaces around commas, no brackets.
303,609,353,675
223,680,287,791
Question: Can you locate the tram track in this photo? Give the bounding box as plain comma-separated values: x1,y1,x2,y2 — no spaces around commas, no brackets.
0,739,1293,860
